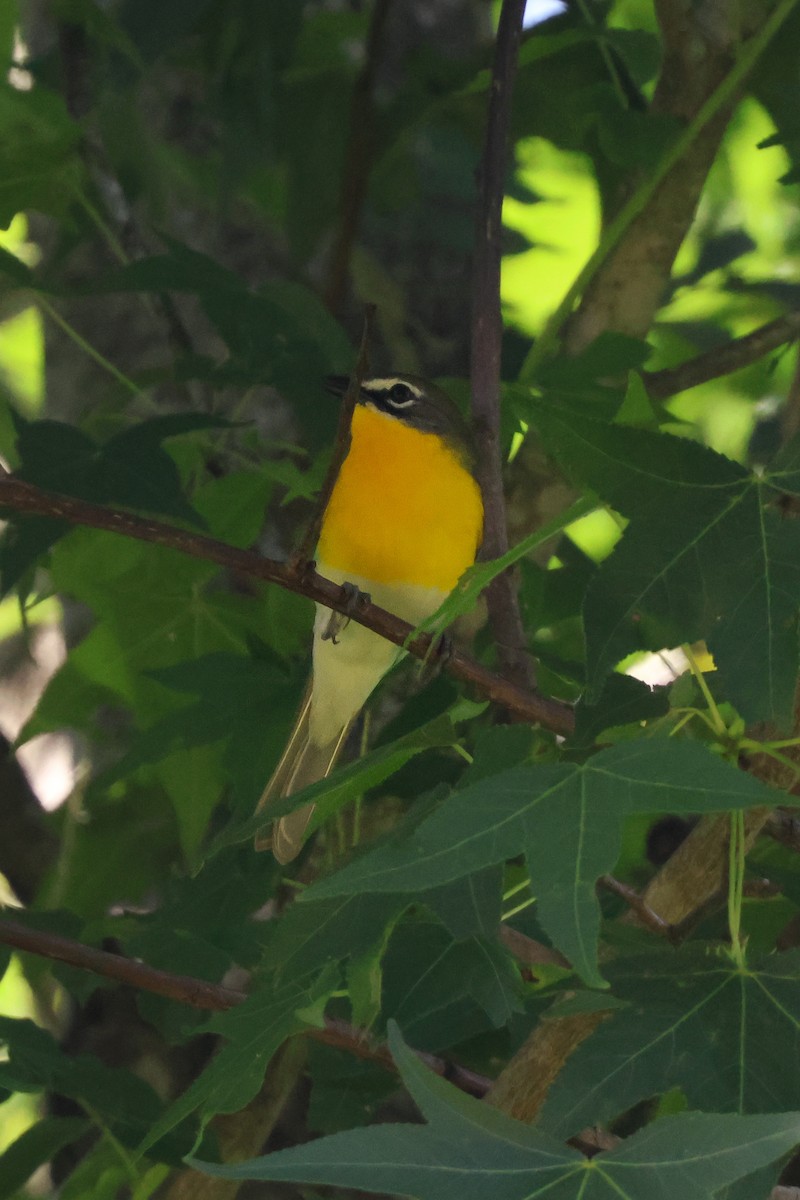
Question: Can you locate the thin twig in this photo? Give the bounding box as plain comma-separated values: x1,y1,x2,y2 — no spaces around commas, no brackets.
323,0,393,315
643,312,800,401
470,0,534,694
499,924,569,969
0,919,245,1011
0,918,490,1099
0,475,575,735
599,874,679,942
287,306,375,573
318,1016,490,1098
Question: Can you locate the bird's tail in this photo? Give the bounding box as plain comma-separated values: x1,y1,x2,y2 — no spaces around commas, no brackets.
254,685,352,863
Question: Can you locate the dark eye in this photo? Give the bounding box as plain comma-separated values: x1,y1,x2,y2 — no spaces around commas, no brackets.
387,383,415,407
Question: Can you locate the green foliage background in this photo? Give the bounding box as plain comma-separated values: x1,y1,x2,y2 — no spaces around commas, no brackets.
1,0,800,1197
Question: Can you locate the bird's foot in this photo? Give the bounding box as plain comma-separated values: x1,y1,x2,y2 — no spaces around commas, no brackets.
322,581,372,645
418,631,454,682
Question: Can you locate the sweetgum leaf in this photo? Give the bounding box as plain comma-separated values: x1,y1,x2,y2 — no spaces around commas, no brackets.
303,740,777,987
0,1117,89,1198
539,947,800,1137
0,411,228,595
528,400,800,728
0,1018,162,1131
190,1023,800,1199
138,962,339,1156
0,83,83,223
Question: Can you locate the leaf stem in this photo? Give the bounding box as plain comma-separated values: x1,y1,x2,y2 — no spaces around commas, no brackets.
740,739,800,786
37,296,141,396
727,809,747,969
81,1101,141,1185
668,706,719,737
503,894,537,921
682,645,726,738
502,876,532,902
75,189,130,266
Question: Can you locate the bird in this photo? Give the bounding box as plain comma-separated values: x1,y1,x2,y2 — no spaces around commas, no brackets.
254,372,484,863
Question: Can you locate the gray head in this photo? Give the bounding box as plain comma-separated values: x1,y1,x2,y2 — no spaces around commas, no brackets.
325,373,476,467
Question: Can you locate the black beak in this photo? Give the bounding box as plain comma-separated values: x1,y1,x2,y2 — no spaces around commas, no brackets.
324,375,351,397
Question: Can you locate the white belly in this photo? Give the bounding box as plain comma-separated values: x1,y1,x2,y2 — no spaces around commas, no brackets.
309,565,447,746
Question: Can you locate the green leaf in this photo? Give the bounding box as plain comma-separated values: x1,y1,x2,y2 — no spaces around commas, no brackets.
117,0,216,63
137,963,339,1156
265,892,408,982
190,1023,800,1198
382,919,524,1048
303,741,778,987
209,709,463,853
572,674,670,749
26,508,285,738
127,847,274,974
422,867,503,940
21,789,176,922
528,400,800,727
408,495,594,639
0,1018,162,1131
0,83,83,223
94,651,299,813
306,1043,395,1135
0,1117,89,1199
539,947,800,1137
0,412,227,595
346,949,385,1031
0,244,35,286
86,241,351,441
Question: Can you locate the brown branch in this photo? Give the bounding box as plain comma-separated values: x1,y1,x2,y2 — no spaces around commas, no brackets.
323,0,393,315
0,919,245,1010
632,807,774,929
563,0,740,354
643,312,800,401
499,923,569,969
287,307,374,572
0,918,490,1100
470,0,534,694
598,874,678,942
0,476,575,735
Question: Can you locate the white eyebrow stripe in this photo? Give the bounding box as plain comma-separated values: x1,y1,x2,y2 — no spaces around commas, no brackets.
364,377,423,399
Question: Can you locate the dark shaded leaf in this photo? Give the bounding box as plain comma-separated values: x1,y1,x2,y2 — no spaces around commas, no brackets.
190,1024,800,1199
304,741,778,987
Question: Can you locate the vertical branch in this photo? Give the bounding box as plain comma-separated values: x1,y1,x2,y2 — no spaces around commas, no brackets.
470,0,535,692
323,0,393,317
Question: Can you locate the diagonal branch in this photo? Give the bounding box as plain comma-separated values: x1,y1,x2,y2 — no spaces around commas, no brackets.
0,918,490,1098
643,311,800,400
0,476,575,736
471,0,534,693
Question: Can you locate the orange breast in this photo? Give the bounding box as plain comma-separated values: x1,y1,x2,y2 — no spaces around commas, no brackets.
317,405,483,591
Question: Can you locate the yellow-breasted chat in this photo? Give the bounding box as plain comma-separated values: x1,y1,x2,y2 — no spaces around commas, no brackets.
254,373,484,863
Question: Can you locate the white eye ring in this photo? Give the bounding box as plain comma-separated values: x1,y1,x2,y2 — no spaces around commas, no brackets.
386,384,416,408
